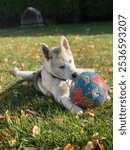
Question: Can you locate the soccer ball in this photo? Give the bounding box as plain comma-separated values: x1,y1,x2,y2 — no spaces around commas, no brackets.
70,72,108,109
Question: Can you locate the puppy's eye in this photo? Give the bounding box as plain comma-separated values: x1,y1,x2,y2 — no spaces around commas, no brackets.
69,60,72,63
59,65,65,69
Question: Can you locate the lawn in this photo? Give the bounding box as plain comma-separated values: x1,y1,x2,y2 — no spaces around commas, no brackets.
0,22,113,150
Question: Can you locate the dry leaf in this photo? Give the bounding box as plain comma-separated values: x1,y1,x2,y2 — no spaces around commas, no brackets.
0,141,2,144
12,89,20,95
21,81,29,86
5,110,11,125
20,63,25,69
14,115,20,124
32,125,40,137
2,58,8,63
63,143,74,150
1,130,9,137
24,147,36,150
83,141,94,150
0,85,2,90
20,109,26,119
108,67,113,73
108,88,113,94
97,141,104,150
25,109,37,115
101,137,107,140
32,54,41,61
0,115,5,120
86,109,96,117
0,76,4,82
55,117,63,125
92,132,99,137
0,65,4,71
84,140,104,150
8,139,17,147
12,61,17,65
91,140,104,150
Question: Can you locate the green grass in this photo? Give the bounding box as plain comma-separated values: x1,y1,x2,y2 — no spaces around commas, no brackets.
0,22,113,150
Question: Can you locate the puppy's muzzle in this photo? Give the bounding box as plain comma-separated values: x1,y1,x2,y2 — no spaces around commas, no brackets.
72,72,79,79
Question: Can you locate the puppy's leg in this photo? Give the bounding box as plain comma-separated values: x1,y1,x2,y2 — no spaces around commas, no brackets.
12,67,40,80
37,78,52,96
56,95,83,114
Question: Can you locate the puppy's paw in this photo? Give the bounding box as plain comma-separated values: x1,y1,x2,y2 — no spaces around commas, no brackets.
12,67,20,76
71,105,84,114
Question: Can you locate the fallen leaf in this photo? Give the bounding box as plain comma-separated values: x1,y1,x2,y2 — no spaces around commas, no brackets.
54,117,63,125
12,89,20,95
1,130,9,137
32,125,40,137
75,114,80,119
25,109,37,115
86,109,96,117
12,61,17,65
4,110,11,125
108,67,113,73
20,109,26,119
20,63,25,69
0,65,4,71
108,88,113,94
24,147,36,150
21,81,29,86
92,132,99,137
32,54,41,61
63,143,74,150
91,140,104,150
101,137,107,140
83,141,94,150
0,85,2,90
0,115,5,120
84,140,104,150
2,58,8,63
0,141,2,144
14,115,20,124
8,139,17,147
0,76,4,82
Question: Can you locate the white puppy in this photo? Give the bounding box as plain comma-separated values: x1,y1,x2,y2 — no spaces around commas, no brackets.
13,36,94,113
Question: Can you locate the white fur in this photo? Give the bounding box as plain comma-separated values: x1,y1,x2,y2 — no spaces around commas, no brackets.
13,36,95,113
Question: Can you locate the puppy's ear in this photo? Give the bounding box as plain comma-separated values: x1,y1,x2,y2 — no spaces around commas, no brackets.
41,43,51,60
60,36,70,51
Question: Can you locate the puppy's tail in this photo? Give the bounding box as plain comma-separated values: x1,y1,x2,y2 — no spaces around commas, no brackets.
12,67,36,80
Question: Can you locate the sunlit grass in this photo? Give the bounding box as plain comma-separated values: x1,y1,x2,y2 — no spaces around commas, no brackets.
0,22,112,150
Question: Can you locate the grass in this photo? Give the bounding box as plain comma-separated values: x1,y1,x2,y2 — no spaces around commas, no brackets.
0,22,113,150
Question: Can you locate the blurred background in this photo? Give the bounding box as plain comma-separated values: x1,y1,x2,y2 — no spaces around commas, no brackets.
0,0,113,28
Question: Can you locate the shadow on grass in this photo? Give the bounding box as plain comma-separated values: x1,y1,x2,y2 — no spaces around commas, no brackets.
0,22,112,37
0,80,63,115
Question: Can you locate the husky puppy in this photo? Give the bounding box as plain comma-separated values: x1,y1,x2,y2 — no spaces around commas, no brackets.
13,36,94,113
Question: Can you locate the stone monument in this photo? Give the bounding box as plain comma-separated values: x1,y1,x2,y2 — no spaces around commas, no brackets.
20,7,43,27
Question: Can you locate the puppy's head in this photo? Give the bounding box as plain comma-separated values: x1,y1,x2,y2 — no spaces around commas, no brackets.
41,36,77,80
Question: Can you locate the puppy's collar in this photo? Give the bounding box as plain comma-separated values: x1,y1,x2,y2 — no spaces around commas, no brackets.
50,73,67,81
44,65,67,81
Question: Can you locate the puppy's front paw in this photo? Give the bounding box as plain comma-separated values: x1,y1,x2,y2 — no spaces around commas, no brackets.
12,67,20,76
71,105,84,114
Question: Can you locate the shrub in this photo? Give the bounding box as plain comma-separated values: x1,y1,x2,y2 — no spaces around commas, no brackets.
0,0,112,25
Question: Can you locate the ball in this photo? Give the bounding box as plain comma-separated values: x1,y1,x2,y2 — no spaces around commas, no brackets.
70,72,108,109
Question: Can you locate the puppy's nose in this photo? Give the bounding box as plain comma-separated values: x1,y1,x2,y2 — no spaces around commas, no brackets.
72,72,79,79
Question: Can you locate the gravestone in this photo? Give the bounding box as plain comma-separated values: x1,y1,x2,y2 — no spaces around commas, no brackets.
20,7,43,27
